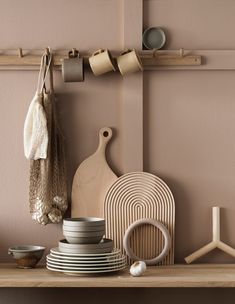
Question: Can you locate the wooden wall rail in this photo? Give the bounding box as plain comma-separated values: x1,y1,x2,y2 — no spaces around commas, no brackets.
1,49,235,71
0,49,202,71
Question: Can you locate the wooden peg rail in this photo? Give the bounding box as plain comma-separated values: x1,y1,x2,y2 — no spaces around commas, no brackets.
0,48,202,71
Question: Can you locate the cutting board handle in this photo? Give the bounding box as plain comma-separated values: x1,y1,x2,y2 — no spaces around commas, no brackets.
97,127,113,153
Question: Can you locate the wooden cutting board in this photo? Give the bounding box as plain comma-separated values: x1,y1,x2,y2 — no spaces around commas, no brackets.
104,171,175,265
71,127,117,218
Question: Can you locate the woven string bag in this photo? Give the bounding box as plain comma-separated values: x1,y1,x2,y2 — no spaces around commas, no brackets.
29,50,67,225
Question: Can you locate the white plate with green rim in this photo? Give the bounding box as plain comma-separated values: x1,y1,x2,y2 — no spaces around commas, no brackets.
46,265,126,275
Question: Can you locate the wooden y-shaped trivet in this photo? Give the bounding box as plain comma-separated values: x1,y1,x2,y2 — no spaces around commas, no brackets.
185,206,235,263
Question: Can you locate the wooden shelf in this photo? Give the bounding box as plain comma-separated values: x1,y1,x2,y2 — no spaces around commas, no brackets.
0,264,235,288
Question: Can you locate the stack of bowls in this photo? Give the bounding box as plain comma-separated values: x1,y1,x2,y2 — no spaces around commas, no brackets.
60,217,114,254
63,217,105,244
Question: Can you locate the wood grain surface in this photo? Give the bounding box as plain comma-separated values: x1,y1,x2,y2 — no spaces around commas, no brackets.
1,264,235,288
71,127,117,218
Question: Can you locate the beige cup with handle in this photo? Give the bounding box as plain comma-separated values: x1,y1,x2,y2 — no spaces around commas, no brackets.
89,49,116,76
117,49,143,76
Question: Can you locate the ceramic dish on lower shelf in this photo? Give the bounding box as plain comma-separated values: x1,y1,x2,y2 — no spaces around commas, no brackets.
47,255,125,263
59,238,113,249
58,238,113,254
58,246,112,254
8,245,45,269
46,261,126,271
50,247,120,257
50,252,107,261
49,252,123,262
46,255,126,267
46,264,126,275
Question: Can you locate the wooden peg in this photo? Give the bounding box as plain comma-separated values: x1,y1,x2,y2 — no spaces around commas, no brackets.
179,48,184,57
152,49,158,58
72,48,76,57
45,47,50,55
18,48,23,58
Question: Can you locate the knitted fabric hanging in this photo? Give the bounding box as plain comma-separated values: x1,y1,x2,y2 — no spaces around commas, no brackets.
27,49,67,225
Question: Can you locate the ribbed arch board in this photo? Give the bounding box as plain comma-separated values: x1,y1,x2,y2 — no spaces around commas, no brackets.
104,172,175,265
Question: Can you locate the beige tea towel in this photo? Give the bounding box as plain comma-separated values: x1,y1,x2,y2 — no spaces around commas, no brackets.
23,54,51,160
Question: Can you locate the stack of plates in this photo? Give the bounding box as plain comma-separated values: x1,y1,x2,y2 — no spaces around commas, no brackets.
46,248,126,275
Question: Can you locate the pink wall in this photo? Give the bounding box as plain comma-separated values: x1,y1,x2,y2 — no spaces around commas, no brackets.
0,0,123,261
144,0,235,263
0,0,235,302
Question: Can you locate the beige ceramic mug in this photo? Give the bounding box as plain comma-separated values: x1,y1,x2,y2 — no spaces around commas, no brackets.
117,49,143,76
62,49,84,82
89,49,116,76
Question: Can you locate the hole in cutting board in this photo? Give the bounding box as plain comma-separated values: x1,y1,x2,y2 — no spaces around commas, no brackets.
103,131,109,137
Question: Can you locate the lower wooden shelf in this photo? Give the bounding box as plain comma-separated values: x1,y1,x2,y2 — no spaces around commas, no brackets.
0,264,235,288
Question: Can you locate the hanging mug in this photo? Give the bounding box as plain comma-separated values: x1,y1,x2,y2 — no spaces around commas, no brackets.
89,49,116,76
117,49,143,76
62,48,84,82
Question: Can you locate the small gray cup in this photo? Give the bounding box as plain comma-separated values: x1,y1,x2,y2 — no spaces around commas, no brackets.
62,49,84,82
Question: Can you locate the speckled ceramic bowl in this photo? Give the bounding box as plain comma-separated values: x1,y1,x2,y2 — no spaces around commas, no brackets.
8,245,45,269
